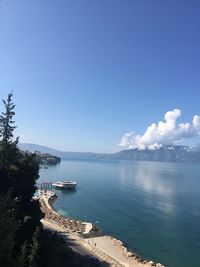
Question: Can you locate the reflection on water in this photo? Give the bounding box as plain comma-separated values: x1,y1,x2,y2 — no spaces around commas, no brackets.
119,161,174,195
40,160,200,267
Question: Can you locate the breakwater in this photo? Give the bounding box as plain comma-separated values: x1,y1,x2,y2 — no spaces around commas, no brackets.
39,190,94,235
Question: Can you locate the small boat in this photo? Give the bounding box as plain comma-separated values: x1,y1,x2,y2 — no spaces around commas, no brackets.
52,181,77,190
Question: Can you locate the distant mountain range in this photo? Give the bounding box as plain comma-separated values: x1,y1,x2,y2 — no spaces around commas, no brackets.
19,143,200,163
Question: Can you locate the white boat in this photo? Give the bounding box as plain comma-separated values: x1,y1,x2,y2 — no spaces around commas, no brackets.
52,181,77,190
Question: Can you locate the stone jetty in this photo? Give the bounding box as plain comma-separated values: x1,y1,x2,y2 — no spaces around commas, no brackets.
39,190,94,235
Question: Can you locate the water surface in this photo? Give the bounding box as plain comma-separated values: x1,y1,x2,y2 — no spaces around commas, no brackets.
39,160,200,267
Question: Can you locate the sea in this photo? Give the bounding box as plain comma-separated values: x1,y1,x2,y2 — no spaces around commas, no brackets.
39,159,200,267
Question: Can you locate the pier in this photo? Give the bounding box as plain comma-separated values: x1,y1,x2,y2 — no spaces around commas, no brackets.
36,181,52,190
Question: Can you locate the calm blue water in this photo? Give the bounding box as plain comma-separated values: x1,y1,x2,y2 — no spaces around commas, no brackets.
39,160,200,267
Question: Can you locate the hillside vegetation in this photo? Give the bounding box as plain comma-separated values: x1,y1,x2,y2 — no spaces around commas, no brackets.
0,93,92,267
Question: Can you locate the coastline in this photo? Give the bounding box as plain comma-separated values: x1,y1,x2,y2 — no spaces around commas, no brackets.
38,190,165,267
39,190,95,235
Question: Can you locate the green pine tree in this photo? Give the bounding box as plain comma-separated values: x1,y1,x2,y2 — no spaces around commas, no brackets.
0,92,19,167
0,93,42,258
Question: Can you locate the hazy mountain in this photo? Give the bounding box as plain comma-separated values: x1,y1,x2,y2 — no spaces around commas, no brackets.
18,143,106,161
19,143,200,163
113,145,200,162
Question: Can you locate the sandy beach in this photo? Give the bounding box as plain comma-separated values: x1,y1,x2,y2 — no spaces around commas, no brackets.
39,190,165,267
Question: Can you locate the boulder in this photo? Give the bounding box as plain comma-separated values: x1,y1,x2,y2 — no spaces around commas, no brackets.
148,261,156,266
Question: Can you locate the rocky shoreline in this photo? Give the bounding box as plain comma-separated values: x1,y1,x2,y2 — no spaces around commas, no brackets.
109,236,165,267
39,190,96,235
38,190,165,267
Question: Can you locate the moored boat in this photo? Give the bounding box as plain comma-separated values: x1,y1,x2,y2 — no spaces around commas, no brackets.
52,181,77,190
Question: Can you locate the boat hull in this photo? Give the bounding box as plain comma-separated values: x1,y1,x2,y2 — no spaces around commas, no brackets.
52,181,77,190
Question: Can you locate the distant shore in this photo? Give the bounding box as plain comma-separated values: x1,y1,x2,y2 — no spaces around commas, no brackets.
38,190,165,267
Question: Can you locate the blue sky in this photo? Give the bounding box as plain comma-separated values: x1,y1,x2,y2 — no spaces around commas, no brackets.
0,0,200,152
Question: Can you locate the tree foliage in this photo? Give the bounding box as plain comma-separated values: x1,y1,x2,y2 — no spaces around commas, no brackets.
0,92,17,143
0,93,42,266
0,93,93,267
19,240,31,267
0,92,19,167
0,192,19,267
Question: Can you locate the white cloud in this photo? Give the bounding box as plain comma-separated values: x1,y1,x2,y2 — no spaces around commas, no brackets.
119,109,200,150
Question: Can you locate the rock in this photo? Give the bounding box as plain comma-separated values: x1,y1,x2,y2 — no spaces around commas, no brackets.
117,240,123,245
148,261,156,266
127,252,134,257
